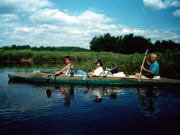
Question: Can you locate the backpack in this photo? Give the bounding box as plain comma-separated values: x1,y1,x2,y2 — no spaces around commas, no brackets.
102,66,118,77
107,66,118,74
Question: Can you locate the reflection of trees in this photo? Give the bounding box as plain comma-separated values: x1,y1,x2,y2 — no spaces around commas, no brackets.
135,87,158,113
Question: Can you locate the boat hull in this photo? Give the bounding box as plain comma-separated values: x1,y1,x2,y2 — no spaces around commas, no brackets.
8,72,180,86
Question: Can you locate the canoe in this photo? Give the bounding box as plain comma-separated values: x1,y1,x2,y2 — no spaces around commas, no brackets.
8,72,180,86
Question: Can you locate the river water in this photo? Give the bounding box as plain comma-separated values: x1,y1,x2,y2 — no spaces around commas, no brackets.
0,64,180,135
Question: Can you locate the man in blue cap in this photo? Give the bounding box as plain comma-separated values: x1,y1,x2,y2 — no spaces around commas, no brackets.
88,59,104,76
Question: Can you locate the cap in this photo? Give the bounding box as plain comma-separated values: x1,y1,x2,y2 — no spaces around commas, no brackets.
94,59,102,64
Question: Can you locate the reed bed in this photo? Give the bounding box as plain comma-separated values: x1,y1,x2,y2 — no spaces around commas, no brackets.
0,49,179,79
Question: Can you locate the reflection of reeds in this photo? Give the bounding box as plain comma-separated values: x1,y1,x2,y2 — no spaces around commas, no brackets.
0,49,180,79
20,58,33,63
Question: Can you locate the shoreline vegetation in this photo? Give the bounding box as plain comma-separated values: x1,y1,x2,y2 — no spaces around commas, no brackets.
0,33,180,79
0,48,180,79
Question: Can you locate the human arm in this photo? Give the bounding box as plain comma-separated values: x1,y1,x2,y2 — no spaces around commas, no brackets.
141,66,153,74
88,67,103,77
88,72,96,77
144,56,151,66
55,66,68,75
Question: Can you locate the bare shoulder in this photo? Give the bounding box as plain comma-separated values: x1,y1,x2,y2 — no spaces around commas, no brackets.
68,63,72,66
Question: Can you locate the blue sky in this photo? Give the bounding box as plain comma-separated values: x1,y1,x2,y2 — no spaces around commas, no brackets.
0,0,180,48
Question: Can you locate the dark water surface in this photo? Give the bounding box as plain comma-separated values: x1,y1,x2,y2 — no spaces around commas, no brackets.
0,66,180,135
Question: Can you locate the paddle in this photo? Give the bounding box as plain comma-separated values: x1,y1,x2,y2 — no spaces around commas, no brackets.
37,71,58,82
138,49,149,82
46,74,54,82
47,73,60,82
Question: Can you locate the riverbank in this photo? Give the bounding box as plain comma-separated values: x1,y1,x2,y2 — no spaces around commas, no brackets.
0,49,180,79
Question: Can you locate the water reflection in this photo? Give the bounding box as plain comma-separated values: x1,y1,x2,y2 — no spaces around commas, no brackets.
46,85,127,104
1,67,180,134
46,85,75,107
44,84,158,115
103,88,125,99
46,89,52,98
84,87,103,103
84,87,125,102
2,83,180,134
133,86,160,120
8,77,159,114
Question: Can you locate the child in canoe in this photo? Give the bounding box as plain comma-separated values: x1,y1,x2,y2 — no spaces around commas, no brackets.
55,56,87,76
88,59,104,76
55,56,72,75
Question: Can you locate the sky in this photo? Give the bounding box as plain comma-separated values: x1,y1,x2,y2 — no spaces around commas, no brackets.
0,0,180,48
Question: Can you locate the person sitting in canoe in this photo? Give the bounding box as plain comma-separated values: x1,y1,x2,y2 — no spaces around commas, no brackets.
88,59,104,76
55,56,72,75
55,55,87,76
134,53,159,78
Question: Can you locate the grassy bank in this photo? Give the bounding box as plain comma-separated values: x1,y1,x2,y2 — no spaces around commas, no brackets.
0,49,180,79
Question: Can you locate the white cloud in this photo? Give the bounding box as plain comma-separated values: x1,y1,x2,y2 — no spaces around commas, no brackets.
30,9,75,24
171,0,180,7
77,10,112,25
0,14,20,31
143,0,180,10
173,9,180,16
3,10,179,48
112,26,180,43
0,1,180,48
143,0,167,9
144,29,180,41
0,0,53,13
0,14,19,22
30,9,112,26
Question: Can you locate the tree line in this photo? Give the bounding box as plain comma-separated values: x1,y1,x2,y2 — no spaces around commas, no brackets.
90,33,180,53
1,45,89,52
1,33,180,53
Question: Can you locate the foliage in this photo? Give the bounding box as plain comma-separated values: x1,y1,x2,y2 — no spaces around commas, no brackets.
0,49,180,79
0,33,180,78
152,40,180,52
90,33,180,53
1,45,89,52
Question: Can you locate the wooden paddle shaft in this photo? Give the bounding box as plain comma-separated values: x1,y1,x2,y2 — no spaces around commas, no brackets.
138,49,149,82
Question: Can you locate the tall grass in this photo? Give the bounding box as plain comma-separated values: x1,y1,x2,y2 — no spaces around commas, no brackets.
0,49,180,79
